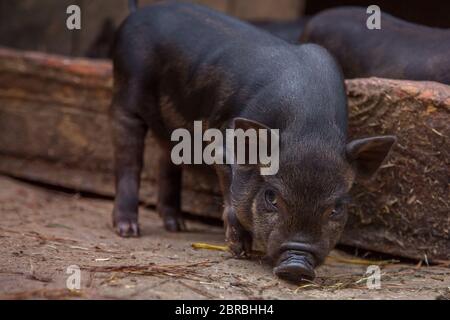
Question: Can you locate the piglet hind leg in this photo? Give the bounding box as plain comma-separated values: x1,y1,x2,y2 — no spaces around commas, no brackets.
157,149,186,232
111,98,147,237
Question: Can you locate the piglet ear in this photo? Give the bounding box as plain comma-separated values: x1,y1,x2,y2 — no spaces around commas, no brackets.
233,118,270,132
232,118,273,160
231,118,279,175
346,135,396,179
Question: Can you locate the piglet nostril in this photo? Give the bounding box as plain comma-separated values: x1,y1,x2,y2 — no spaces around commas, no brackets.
274,242,318,283
274,252,316,282
274,247,315,283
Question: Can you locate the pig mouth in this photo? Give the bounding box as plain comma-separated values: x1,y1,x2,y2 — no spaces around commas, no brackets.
273,249,316,283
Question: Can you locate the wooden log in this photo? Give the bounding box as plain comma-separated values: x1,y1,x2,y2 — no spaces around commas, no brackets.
0,47,448,260
343,79,449,261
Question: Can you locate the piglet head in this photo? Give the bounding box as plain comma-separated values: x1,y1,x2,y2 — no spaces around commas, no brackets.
229,117,396,282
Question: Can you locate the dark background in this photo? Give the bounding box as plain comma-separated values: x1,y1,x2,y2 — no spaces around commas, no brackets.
0,0,448,57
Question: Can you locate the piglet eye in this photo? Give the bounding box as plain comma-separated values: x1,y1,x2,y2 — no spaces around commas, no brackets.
330,203,345,220
330,208,340,218
265,189,277,207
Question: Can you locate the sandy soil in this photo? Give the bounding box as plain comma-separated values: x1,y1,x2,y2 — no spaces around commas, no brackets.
0,175,448,300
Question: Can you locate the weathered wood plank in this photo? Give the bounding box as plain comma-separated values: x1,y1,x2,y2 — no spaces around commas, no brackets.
0,47,448,260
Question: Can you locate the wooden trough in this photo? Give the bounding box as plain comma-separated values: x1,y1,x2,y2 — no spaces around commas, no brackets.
0,47,448,261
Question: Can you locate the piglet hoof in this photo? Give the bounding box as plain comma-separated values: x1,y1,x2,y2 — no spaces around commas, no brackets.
158,206,186,232
228,242,249,258
163,216,186,232
114,220,140,237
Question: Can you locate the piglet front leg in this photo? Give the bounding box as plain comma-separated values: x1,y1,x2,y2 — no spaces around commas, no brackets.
111,105,147,237
223,206,253,257
215,164,252,256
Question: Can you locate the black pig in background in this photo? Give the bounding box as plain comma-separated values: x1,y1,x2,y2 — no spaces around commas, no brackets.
301,7,450,84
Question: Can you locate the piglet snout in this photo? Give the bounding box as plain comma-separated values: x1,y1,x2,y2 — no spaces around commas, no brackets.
273,243,317,282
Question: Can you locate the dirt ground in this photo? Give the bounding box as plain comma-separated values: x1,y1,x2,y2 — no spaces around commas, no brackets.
0,175,448,300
